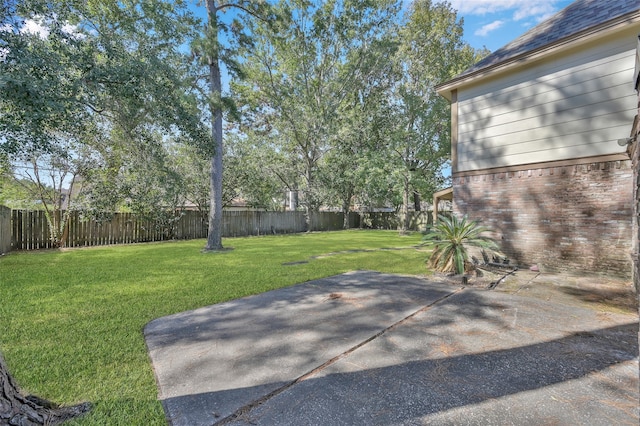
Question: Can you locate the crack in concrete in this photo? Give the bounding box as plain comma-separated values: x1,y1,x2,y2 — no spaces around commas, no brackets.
212,286,465,426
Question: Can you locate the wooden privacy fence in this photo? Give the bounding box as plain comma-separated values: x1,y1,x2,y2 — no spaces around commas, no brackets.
5,208,440,251
11,210,201,250
359,211,435,231
221,210,307,237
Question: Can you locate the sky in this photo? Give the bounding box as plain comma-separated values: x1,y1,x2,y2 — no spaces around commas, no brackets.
16,0,578,57
450,0,575,52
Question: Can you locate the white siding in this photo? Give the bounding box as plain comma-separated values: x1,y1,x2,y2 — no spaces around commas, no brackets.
456,32,638,172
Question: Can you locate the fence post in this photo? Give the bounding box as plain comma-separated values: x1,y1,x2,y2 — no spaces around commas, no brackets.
0,206,10,254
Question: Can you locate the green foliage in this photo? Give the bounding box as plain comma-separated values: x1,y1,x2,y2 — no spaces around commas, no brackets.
0,0,212,242
229,0,488,221
386,0,489,229
423,215,497,274
0,0,207,157
224,133,291,210
0,3,91,155
318,29,399,221
1,0,491,243
0,177,42,210
234,0,401,216
0,231,424,424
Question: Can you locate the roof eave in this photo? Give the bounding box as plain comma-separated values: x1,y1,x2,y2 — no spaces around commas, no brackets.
436,10,640,101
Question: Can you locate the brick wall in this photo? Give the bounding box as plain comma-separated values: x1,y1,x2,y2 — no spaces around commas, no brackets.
632,132,639,290
453,160,634,278
631,67,640,291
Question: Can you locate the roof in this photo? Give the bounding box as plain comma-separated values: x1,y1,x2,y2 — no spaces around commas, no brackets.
437,0,640,95
433,187,453,200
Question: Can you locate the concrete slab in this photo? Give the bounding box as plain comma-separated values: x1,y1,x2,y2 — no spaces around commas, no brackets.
145,271,639,426
144,271,460,425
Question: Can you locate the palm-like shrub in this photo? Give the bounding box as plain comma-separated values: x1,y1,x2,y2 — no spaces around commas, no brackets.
423,215,497,274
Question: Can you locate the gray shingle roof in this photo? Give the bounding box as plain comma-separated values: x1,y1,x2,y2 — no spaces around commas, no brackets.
455,0,640,80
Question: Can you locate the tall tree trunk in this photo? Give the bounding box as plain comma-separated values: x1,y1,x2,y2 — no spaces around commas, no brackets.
204,0,224,251
413,191,421,211
400,175,410,234
342,190,352,230
304,163,314,232
0,353,91,425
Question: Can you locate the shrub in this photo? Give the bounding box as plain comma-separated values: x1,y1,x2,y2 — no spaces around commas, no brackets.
423,214,497,274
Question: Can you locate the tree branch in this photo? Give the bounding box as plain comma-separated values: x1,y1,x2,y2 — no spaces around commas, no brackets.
215,2,269,23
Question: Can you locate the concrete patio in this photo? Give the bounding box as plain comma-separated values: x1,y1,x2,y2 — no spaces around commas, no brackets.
145,270,638,425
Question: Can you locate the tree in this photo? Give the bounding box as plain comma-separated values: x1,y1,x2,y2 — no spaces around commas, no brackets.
195,0,274,251
235,0,401,229
0,351,91,425
0,0,206,415
122,141,187,238
389,0,488,232
319,52,397,228
0,168,44,210
168,134,286,226
0,0,208,241
11,142,94,247
224,132,293,210
0,0,205,152
0,1,94,157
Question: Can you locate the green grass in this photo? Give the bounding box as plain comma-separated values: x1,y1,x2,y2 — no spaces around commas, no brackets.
0,230,427,424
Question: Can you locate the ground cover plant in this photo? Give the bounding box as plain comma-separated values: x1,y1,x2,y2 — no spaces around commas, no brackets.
0,230,426,424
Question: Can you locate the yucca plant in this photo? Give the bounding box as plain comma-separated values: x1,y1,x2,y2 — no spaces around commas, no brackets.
423,214,497,274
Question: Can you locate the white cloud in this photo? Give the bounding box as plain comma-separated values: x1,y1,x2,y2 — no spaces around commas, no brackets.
534,11,557,23
474,20,505,36
16,17,85,41
450,0,562,21
61,23,86,40
512,3,556,21
450,0,520,15
20,18,50,39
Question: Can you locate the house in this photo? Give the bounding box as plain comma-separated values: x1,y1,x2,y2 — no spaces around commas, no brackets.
436,0,640,277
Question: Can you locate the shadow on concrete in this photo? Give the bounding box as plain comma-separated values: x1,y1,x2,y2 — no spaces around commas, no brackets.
557,285,638,313
145,272,639,425
145,272,463,421
164,322,637,425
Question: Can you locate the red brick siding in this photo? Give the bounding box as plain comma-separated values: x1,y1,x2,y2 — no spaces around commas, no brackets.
632,78,640,291
632,137,639,290
453,160,633,278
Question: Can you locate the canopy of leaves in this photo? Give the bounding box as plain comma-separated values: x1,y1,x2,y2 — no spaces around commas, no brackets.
1,0,489,230
232,0,401,213
0,0,214,224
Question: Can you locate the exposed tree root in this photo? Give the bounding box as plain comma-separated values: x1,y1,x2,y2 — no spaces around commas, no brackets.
1,353,91,425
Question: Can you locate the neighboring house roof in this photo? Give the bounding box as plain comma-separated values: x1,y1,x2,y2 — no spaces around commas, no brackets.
437,0,640,96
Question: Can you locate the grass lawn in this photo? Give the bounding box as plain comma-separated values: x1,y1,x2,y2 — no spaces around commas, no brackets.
1,230,428,424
